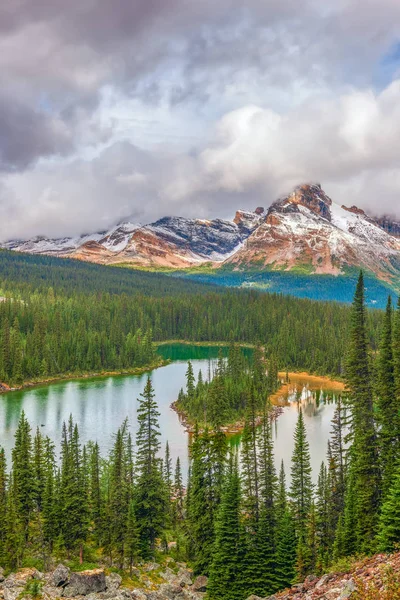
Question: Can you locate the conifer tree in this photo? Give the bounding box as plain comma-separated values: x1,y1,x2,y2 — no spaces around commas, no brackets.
394,297,400,403
188,427,217,575
135,377,167,558
42,437,58,551
315,463,330,570
12,411,34,536
377,296,398,495
109,427,130,566
378,461,400,552
125,501,139,575
275,462,296,590
290,409,313,537
5,475,24,569
0,447,7,562
208,453,242,600
345,271,380,552
186,361,195,400
88,441,102,546
164,441,173,507
60,418,89,561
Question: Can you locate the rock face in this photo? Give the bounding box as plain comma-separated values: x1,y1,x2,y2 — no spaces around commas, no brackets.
1,211,263,269
0,564,206,600
63,569,107,597
2,182,400,287
52,564,70,587
227,183,400,287
245,551,400,599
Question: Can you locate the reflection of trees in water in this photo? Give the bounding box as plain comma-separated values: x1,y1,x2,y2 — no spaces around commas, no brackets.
285,383,346,418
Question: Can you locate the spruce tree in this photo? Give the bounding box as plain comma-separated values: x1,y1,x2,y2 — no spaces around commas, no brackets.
12,410,34,536
135,377,167,558
290,409,313,537
125,501,139,575
275,462,296,590
345,271,380,552
0,447,7,563
188,427,216,575
378,461,400,552
377,296,398,496
208,453,242,600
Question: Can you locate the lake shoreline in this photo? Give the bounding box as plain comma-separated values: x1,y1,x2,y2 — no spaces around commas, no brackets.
170,370,346,435
0,358,171,396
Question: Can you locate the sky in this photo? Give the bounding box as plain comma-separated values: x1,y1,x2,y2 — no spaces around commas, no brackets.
1,0,400,240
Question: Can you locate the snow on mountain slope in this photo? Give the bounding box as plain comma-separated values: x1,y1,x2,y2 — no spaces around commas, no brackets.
226,184,400,286
1,183,399,288
1,210,263,268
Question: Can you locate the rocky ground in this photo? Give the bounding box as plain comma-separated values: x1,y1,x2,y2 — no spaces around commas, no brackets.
2,552,400,600
0,563,207,600
247,552,400,600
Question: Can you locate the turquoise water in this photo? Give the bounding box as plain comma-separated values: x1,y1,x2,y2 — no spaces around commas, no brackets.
0,344,343,480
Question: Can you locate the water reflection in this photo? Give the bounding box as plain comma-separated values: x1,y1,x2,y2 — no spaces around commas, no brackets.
0,345,347,484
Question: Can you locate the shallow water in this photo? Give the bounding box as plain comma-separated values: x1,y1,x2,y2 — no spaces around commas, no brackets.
0,344,345,480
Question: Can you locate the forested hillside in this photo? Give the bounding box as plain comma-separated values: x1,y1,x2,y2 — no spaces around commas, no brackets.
0,250,384,385
1,275,400,600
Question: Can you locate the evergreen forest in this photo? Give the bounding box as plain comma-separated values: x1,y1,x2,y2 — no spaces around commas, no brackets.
1,271,400,600
0,250,384,385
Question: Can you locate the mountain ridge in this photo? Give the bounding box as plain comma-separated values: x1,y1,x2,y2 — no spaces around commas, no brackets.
2,183,400,289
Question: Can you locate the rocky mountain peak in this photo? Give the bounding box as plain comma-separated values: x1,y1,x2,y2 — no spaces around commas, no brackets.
274,183,333,221
342,204,366,216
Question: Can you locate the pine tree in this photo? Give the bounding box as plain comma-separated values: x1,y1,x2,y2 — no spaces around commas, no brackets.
12,411,34,536
394,297,400,404
188,427,217,575
164,441,173,507
186,361,195,400
208,453,242,600
290,409,313,537
329,397,346,527
377,296,398,496
109,427,130,566
125,501,139,575
5,474,24,569
315,462,330,570
60,418,89,561
42,437,58,551
275,462,296,590
378,461,400,552
345,271,380,552
0,447,7,563
135,377,167,559
88,442,103,546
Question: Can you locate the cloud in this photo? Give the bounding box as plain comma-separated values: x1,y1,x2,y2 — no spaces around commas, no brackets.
1,0,400,238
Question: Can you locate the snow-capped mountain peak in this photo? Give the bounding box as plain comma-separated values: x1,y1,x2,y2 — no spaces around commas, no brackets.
2,184,400,288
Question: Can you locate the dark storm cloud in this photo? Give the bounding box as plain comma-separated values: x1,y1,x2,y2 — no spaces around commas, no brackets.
1,0,400,239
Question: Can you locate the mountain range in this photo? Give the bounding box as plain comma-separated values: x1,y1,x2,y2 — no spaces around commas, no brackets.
2,183,400,292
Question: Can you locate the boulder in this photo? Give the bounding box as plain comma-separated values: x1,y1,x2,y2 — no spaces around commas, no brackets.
340,579,356,599
105,574,122,591
62,570,106,597
159,568,176,584
191,576,208,593
157,584,184,599
3,569,43,600
131,590,147,600
0,567,5,583
53,565,70,587
176,569,192,588
42,584,63,600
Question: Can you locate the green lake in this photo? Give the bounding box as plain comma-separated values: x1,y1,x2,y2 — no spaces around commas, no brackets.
0,344,345,480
